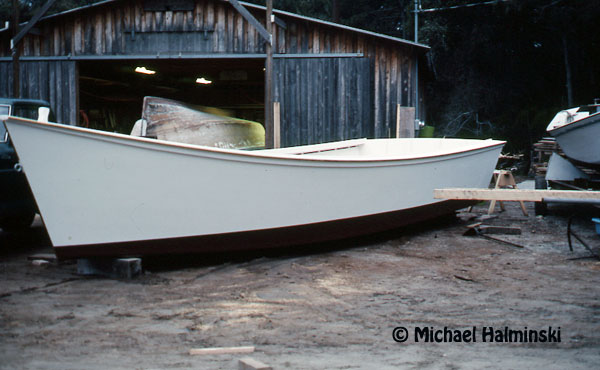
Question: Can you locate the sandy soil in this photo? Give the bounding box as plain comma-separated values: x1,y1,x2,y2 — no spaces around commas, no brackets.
1,200,599,369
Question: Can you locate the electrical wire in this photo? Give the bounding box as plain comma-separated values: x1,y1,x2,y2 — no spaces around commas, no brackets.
416,0,513,13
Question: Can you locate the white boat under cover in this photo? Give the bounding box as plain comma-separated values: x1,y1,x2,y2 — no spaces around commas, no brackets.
3,115,504,258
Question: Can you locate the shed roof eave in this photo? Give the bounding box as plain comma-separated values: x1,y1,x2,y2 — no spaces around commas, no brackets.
0,0,430,51
238,1,430,50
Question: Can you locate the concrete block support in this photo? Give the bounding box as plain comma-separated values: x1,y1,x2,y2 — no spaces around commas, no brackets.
77,258,142,279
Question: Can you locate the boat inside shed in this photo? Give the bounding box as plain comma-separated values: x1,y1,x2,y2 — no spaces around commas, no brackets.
78,59,265,133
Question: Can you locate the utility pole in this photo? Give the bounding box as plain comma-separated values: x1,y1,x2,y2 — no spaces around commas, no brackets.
265,0,274,148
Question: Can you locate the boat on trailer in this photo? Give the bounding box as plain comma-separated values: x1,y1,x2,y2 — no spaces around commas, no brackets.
3,115,504,258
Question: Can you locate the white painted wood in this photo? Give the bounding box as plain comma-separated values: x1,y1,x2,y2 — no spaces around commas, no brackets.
547,107,600,165
4,116,504,249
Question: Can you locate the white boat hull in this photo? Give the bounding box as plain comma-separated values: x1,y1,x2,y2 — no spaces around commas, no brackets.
3,116,504,257
548,111,600,166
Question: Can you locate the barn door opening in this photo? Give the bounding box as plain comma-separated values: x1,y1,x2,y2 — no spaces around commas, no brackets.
273,57,371,147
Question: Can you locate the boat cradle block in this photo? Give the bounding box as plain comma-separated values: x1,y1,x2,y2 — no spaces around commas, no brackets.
77,257,142,279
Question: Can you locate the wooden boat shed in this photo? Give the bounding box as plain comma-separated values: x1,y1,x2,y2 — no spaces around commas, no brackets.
0,0,429,147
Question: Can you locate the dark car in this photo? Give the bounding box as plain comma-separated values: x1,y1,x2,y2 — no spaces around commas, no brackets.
0,98,55,231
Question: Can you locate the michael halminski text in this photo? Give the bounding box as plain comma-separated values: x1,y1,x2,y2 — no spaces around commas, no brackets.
393,326,561,343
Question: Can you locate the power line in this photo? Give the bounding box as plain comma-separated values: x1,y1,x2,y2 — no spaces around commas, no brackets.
415,0,513,13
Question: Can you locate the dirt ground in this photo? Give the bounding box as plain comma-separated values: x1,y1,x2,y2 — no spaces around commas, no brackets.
1,197,600,369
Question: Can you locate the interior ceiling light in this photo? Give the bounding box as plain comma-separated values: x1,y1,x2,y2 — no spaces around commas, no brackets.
196,77,212,85
135,67,156,75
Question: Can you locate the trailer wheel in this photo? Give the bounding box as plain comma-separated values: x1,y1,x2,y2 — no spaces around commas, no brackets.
534,175,548,216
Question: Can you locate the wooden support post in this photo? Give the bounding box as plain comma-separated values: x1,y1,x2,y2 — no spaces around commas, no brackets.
488,170,528,216
264,0,274,148
273,101,280,148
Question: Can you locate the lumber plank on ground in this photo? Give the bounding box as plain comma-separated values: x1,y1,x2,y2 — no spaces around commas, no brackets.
434,188,600,202
189,346,255,356
239,357,272,370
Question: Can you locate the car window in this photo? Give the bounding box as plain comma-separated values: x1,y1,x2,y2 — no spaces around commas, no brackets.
0,105,9,142
13,105,41,120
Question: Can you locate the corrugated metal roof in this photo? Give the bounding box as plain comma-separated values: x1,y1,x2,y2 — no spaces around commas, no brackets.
2,0,429,50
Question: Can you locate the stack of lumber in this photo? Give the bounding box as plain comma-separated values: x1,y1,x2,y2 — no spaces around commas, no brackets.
531,137,559,175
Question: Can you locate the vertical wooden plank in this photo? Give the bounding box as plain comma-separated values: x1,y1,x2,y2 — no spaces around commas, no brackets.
362,57,372,138
41,24,50,55
300,25,308,53
73,15,82,54
70,61,78,125
401,57,409,106
294,58,302,145
6,62,14,97
174,10,184,31
114,8,123,54
216,3,225,53
84,13,93,54
105,10,113,54
312,28,319,53
390,54,398,135
48,61,56,117
327,58,335,141
278,22,285,53
164,11,173,31
226,7,234,53
317,58,325,143
234,12,243,53
32,35,41,56
54,62,62,122
31,62,40,99
194,1,202,30
373,44,380,137
40,62,49,102
0,63,7,96
351,58,359,138
53,27,60,55
288,23,296,54
384,50,392,137
62,62,70,123
94,12,103,54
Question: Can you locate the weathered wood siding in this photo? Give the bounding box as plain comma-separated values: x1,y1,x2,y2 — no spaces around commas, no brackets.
0,61,77,124
0,0,424,139
274,57,372,147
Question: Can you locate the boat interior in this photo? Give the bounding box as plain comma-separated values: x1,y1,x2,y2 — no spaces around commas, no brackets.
262,138,503,160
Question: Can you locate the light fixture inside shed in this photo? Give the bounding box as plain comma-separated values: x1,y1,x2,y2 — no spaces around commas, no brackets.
196,77,212,85
135,67,156,75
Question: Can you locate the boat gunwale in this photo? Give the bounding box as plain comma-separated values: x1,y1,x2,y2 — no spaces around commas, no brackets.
3,115,505,165
548,111,600,136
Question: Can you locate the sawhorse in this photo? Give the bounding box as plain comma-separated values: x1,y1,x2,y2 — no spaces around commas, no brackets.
488,170,528,216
